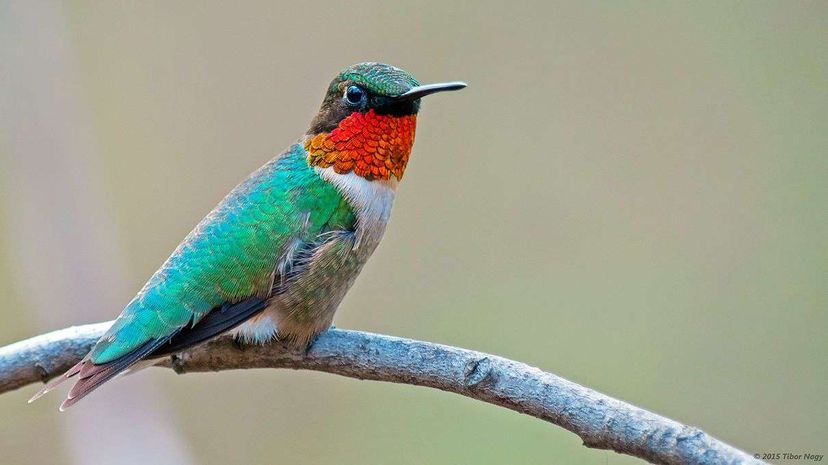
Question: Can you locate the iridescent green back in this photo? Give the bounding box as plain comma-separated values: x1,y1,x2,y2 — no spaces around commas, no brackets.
90,144,355,363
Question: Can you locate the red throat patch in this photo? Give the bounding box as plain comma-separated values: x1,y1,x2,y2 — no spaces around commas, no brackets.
305,109,417,180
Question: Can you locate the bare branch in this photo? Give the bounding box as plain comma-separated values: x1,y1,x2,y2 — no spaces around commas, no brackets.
0,322,763,465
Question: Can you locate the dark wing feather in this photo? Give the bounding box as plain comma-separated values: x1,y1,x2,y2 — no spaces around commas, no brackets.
150,297,267,357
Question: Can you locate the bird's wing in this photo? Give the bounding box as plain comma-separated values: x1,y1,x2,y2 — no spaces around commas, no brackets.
32,145,356,408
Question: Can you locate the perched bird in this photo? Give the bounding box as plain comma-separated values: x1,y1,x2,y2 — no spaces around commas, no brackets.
31,62,465,410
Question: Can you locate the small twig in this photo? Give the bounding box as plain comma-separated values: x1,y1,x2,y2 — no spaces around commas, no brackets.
0,322,763,465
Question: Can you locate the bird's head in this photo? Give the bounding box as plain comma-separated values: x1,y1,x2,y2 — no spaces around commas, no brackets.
305,62,465,181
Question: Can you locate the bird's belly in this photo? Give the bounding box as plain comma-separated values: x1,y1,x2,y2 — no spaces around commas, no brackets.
235,230,377,346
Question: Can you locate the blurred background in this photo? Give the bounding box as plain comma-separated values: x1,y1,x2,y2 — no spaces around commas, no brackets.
1,1,825,464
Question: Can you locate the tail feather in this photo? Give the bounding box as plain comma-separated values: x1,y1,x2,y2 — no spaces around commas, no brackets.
60,338,167,411
29,338,166,410
28,363,82,404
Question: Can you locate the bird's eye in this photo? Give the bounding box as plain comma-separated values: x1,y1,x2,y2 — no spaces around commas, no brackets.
344,85,366,106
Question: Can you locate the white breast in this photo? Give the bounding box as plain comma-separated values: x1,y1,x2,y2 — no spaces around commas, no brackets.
315,167,398,250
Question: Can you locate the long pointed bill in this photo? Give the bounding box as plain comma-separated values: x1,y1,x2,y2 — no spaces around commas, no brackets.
395,81,467,101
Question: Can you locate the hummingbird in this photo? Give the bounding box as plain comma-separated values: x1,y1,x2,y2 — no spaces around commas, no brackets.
31,62,466,410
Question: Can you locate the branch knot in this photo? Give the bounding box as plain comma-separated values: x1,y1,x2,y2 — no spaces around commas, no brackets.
463,356,492,387
170,354,187,375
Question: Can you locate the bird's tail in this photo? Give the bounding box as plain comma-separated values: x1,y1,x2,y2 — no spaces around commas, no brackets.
28,338,166,411
29,297,268,410
28,362,82,406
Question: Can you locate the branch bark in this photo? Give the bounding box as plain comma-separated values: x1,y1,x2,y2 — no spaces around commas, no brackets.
0,322,763,465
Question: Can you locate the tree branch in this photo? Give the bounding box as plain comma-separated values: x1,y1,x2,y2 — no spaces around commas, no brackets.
0,322,762,465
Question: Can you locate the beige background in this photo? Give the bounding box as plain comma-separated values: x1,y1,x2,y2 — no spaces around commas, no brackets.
1,1,825,464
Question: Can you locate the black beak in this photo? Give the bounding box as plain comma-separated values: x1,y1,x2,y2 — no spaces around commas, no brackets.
394,81,467,102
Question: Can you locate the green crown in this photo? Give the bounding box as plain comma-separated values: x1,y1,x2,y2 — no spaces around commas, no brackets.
334,62,419,97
